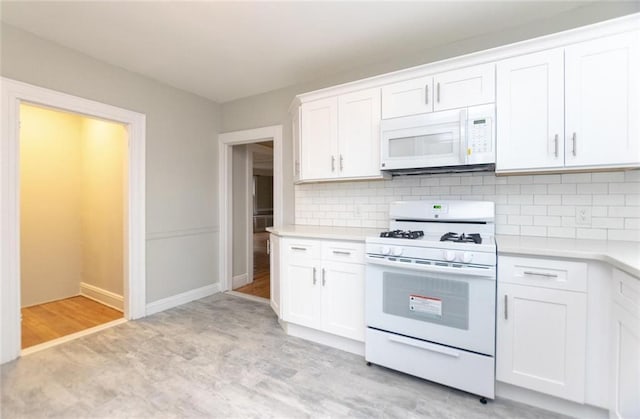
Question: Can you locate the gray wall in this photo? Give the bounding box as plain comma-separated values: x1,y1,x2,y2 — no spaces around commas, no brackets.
1,23,221,304
220,2,639,225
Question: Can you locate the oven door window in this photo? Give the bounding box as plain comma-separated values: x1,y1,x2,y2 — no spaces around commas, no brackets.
382,271,469,330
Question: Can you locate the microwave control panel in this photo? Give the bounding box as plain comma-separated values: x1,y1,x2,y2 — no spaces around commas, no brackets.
467,117,492,155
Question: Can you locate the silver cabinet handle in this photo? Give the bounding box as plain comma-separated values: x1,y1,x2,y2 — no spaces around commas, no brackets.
291,246,307,251
523,271,558,278
332,250,351,255
312,267,317,285
322,268,326,286
331,155,335,172
425,85,429,104
554,134,559,157
572,132,577,156
504,295,508,320
339,154,344,171
436,82,441,103
266,239,270,255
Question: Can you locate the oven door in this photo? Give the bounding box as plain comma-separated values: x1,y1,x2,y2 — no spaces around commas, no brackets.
366,257,496,356
380,108,466,170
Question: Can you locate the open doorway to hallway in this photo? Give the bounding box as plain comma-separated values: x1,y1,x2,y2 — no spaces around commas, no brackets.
19,103,125,349
231,141,273,300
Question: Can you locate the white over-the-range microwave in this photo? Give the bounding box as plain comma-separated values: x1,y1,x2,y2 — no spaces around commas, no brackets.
380,104,495,174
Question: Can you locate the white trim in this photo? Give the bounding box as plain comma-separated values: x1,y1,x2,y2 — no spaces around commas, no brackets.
145,283,220,316
225,290,270,305
20,318,127,357
246,149,254,284
295,13,640,103
284,322,365,356
79,283,124,312
232,273,249,289
218,125,283,294
0,77,146,364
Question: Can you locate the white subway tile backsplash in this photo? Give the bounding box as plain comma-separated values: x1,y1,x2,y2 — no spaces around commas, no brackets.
294,169,640,242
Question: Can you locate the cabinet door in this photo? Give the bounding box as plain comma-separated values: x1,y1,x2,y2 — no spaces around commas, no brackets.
610,303,640,419
282,259,321,328
496,49,564,171
300,97,338,180
269,234,281,317
381,76,433,119
565,31,640,167
496,283,587,403
292,107,301,182
338,88,382,179
434,63,495,112
320,262,365,341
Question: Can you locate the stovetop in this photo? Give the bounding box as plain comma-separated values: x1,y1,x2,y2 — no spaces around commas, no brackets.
440,232,482,244
379,230,425,240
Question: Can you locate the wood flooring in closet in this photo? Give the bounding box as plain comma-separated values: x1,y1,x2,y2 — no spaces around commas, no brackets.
21,295,123,349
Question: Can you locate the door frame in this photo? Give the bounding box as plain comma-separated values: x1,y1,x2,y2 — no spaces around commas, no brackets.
218,125,283,294
0,77,146,364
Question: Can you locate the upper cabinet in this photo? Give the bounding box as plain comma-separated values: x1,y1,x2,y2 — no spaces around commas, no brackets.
564,31,639,168
497,31,640,173
298,87,383,182
381,64,495,119
496,49,565,171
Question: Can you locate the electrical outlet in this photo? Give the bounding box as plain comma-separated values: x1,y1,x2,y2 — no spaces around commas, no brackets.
355,205,363,217
575,207,592,226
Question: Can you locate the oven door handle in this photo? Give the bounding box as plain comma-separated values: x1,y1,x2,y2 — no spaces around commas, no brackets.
387,334,461,358
366,255,495,278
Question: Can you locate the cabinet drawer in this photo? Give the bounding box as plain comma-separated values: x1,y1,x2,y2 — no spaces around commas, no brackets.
283,238,321,260
322,241,365,264
499,255,587,292
612,268,640,318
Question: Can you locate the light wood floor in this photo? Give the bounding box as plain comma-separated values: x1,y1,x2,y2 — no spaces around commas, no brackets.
235,231,270,299
21,295,123,349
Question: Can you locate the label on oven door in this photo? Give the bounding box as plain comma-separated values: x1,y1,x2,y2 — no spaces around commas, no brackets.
409,294,442,317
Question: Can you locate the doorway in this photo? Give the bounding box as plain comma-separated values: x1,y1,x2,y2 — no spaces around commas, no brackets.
1,78,146,364
19,103,125,349
232,142,273,300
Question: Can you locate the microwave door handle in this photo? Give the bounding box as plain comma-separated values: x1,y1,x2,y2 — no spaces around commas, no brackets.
459,108,468,164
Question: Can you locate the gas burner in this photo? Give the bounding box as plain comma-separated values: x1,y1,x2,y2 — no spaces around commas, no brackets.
380,230,425,240
440,232,483,244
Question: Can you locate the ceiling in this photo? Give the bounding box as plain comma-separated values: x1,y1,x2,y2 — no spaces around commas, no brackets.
0,1,610,103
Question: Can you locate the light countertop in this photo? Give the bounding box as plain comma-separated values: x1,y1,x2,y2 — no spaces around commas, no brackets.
268,225,640,278
496,235,640,278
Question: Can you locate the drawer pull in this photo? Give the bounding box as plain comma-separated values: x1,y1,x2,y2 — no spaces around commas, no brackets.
322,268,326,286
523,271,558,278
291,246,307,251
332,250,352,255
388,335,460,358
504,294,508,320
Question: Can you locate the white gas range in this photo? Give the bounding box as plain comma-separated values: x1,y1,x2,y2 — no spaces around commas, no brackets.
365,200,497,402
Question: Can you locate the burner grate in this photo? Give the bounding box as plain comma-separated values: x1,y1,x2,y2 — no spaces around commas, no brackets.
380,230,425,240
440,232,482,244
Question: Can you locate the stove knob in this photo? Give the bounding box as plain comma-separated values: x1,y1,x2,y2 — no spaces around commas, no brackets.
381,246,390,255
461,252,473,263
443,250,456,262
392,247,403,256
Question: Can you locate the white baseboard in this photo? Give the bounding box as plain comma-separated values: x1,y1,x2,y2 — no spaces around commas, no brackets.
284,322,365,356
80,282,124,312
145,283,220,316
232,273,250,289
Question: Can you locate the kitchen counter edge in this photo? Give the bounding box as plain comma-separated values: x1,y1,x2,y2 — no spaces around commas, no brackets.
266,225,380,242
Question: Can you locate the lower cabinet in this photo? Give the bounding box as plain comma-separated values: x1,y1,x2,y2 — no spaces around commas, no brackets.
497,256,588,403
610,269,640,419
280,238,365,342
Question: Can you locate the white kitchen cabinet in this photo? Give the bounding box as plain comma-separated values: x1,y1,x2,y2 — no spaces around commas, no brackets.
269,234,281,317
292,107,301,182
433,63,495,112
280,238,365,342
298,88,383,182
381,64,495,119
496,49,565,171
381,76,433,119
565,31,640,168
610,269,640,419
497,256,588,403
496,30,640,173
299,97,338,181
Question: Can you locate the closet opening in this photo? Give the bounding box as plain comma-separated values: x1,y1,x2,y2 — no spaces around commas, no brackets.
19,103,126,350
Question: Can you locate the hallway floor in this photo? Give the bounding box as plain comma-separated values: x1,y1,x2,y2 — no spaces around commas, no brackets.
21,296,123,349
235,231,270,299
2,293,562,418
